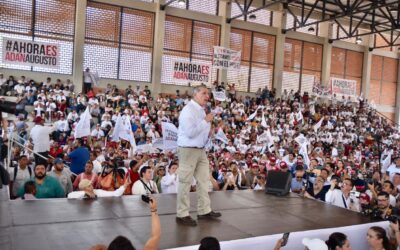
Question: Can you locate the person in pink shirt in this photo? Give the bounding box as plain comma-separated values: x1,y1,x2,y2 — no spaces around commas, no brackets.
73,161,98,190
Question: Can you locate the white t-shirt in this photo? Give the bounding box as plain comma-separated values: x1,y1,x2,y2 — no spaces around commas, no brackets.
386,164,400,182
30,125,54,152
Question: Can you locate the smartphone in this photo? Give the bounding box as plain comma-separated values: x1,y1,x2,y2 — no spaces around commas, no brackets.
141,195,150,203
281,232,290,247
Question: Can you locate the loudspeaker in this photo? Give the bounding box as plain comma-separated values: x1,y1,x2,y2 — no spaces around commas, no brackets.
0,100,16,114
265,171,292,196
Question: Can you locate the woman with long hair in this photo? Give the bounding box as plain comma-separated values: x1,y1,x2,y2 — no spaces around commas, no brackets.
367,226,394,250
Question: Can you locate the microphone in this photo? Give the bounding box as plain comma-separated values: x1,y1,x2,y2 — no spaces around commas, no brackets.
205,105,211,114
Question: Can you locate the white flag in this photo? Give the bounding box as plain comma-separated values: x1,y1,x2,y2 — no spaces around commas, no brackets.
90,71,100,86
247,106,261,121
313,117,324,133
296,111,304,124
381,152,392,173
74,107,92,138
112,115,136,148
212,90,227,101
299,143,310,167
327,120,334,130
295,133,310,166
294,134,307,146
215,127,229,144
162,122,178,150
261,112,268,128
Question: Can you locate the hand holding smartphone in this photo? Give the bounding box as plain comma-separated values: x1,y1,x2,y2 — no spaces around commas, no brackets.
281,232,290,247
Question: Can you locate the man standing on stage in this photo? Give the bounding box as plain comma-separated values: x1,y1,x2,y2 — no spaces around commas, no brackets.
176,85,221,226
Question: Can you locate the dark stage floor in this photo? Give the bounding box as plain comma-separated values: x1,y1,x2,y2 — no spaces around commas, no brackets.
0,188,371,250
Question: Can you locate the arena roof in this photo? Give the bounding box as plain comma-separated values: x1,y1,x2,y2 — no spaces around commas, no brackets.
163,0,400,49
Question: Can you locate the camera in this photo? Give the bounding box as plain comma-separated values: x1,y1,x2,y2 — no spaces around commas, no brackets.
141,195,152,203
387,215,400,224
370,209,383,220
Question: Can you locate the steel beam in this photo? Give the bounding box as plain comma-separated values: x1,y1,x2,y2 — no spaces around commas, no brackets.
160,0,179,10
227,0,286,23
284,0,398,32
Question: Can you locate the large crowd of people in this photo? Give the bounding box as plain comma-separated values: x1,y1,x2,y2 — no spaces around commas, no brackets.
1,70,400,249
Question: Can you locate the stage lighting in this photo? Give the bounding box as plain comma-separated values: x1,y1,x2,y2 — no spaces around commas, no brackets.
249,14,256,20
308,26,315,32
178,0,185,6
356,37,362,44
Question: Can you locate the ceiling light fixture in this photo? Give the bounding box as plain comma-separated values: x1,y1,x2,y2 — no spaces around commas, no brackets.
308,26,315,32
356,37,362,44
249,14,257,20
178,0,186,7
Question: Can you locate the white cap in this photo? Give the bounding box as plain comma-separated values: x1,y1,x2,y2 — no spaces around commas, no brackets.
302,238,328,250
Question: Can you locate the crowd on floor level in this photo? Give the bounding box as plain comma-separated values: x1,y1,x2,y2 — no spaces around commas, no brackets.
1,71,400,249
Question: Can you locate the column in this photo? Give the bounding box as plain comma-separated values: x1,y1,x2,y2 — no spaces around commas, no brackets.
151,1,166,96
72,0,87,93
272,7,286,97
395,60,400,126
320,22,332,87
218,0,231,83
361,35,374,99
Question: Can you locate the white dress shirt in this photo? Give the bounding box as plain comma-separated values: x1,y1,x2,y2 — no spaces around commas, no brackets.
30,125,54,152
161,173,178,194
325,189,360,212
178,100,210,148
67,185,126,199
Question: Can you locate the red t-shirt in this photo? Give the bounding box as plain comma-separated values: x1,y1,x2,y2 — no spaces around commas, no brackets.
128,169,140,186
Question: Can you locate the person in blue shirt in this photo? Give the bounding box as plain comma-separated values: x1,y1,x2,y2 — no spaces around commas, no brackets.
291,168,306,194
17,164,65,198
68,139,90,175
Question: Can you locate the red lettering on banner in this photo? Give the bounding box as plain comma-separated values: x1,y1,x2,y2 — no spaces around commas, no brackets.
5,52,26,62
52,46,58,56
173,72,188,80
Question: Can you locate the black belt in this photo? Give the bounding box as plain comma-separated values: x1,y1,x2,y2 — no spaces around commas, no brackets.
179,146,204,149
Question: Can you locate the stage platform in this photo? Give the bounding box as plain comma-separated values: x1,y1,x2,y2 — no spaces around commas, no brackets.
0,188,376,250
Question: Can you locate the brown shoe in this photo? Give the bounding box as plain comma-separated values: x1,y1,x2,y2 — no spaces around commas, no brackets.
197,211,221,219
176,216,197,226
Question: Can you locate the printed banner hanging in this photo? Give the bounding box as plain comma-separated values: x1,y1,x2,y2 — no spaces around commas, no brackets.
2,37,60,69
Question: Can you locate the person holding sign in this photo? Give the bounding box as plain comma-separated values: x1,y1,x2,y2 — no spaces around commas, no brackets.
176,85,221,226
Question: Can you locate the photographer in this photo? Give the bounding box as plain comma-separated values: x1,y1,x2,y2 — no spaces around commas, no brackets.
326,178,360,212
370,191,399,221
132,166,159,195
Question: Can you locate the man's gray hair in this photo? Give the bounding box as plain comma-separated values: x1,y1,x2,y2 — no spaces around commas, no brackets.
192,84,207,96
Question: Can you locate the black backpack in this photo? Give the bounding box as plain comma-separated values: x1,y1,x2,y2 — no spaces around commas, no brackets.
13,165,32,181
